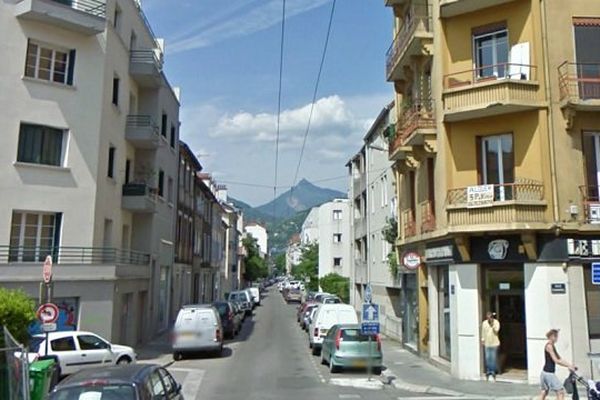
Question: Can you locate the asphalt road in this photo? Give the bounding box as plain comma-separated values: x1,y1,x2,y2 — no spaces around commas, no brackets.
157,288,429,400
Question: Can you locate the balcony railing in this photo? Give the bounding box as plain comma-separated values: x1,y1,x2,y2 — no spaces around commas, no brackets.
0,246,149,265
447,180,544,206
130,50,163,68
440,0,518,18
444,63,537,90
15,0,106,35
386,5,432,79
420,200,436,233
397,99,435,144
126,115,161,148
558,62,600,104
579,186,600,224
402,209,417,238
130,50,163,88
49,0,106,17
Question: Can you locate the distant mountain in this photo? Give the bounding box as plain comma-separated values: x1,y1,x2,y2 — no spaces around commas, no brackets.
256,179,346,219
229,198,273,224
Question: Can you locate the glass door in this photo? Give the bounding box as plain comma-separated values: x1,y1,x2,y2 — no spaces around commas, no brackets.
481,134,514,201
474,30,508,79
438,266,451,360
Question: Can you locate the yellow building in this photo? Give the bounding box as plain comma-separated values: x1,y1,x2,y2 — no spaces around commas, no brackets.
385,0,600,383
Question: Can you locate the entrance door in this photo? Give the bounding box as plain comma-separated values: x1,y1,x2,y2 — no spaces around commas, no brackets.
438,267,451,360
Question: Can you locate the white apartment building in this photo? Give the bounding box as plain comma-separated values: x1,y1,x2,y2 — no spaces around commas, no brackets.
0,0,180,345
285,235,302,275
244,223,268,258
301,200,352,280
348,102,401,340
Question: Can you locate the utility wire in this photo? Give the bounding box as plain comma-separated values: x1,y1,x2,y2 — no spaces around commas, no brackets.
291,0,337,193
272,0,287,219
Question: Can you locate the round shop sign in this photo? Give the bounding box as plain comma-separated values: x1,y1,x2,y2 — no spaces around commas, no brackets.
402,251,422,270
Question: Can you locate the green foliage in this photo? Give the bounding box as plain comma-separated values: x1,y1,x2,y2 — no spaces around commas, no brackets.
387,251,399,278
319,273,350,304
382,217,398,245
292,243,319,291
242,236,268,282
0,288,36,346
273,253,286,275
266,209,310,253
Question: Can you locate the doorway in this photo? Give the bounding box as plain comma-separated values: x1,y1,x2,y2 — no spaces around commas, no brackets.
483,266,527,376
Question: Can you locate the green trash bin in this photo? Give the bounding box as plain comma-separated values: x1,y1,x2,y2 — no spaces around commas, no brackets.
29,358,56,400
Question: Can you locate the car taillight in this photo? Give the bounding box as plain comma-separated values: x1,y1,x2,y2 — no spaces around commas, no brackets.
376,334,381,351
215,329,221,342
335,330,343,350
313,328,319,337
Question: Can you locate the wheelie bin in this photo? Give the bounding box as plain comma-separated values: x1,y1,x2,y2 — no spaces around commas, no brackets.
29,358,56,400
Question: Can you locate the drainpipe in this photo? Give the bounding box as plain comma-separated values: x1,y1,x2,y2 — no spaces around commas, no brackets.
540,0,561,225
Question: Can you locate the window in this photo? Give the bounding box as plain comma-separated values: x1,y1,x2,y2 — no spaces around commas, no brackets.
161,113,167,137
149,371,166,397
333,257,342,267
381,175,388,207
125,159,131,184
333,233,342,243
107,146,115,178
25,41,75,85
170,124,176,148
112,76,120,106
113,4,121,30
479,134,514,201
17,123,65,166
583,132,600,201
158,170,165,197
77,334,109,350
333,209,342,220
9,211,61,262
168,176,174,203
158,368,176,394
473,27,508,79
51,336,75,352
574,21,600,99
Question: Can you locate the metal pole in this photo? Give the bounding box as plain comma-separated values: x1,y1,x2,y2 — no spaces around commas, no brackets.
368,334,372,381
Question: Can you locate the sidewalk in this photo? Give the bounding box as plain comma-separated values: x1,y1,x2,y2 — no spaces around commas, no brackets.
380,338,541,399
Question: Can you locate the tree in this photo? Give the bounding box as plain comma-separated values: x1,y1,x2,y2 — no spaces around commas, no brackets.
319,273,350,303
273,253,286,276
382,217,399,277
242,236,268,282
0,288,36,346
292,243,319,291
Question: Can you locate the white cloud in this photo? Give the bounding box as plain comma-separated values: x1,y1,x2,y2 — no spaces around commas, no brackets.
168,0,331,54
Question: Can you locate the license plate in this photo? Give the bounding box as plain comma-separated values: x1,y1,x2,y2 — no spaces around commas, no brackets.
352,360,367,368
179,333,196,339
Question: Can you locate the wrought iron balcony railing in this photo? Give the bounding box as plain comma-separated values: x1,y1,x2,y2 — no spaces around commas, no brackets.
0,246,150,265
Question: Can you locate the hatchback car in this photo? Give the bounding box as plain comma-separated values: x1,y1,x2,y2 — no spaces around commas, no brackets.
48,364,183,400
285,288,303,303
30,331,136,376
172,305,223,359
212,301,241,339
228,290,253,316
308,304,359,355
320,324,383,374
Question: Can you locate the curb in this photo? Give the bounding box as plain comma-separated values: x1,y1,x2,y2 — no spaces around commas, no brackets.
381,369,464,396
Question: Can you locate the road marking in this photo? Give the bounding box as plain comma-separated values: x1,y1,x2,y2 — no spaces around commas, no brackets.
339,395,361,399
330,378,384,390
396,397,491,400
168,368,205,400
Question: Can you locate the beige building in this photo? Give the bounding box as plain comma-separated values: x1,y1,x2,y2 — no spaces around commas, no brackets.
386,0,600,383
0,0,180,344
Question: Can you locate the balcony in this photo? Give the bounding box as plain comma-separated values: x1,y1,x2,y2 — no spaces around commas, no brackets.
15,0,106,35
446,180,547,231
126,115,161,149
558,62,600,112
443,63,543,122
386,5,433,82
385,0,409,6
388,129,413,161
122,183,158,213
402,209,417,238
397,99,435,146
130,50,163,88
420,200,436,233
440,0,518,18
579,186,600,225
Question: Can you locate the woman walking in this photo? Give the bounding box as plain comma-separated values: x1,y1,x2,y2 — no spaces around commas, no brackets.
540,329,577,400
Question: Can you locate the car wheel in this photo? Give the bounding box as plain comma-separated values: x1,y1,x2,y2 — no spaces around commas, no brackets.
173,352,183,361
329,357,339,373
311,346,321,356
372,367,382,375
117,356,132,365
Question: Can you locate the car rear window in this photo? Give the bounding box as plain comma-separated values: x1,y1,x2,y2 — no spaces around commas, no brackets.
49,385,135,400
341,329,371,342
51,337,76,352
213,303,229,316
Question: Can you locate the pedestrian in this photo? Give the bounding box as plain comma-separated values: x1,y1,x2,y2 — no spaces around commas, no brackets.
481,311,500,381
540,329,577,400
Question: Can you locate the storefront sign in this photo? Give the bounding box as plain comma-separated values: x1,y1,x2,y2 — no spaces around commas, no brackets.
488,239,509,260
402,251,422,270
567,238,600,258
551,283,566,294
499,283,511,290
467,185,495,208
592,263,600,286
425,245,453,261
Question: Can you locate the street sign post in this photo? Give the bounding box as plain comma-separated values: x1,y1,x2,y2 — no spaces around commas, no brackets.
37,302,58,356
364,283,372,304
42,255,53,284
361,303,380,381
593,263,600,285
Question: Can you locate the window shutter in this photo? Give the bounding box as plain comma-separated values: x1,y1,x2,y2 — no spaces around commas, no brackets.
476,136,482,184
67,49,76,85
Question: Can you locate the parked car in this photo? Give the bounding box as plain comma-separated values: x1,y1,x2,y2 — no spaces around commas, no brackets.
30,331,136,376
320,324,383,374
172,305,223,359
322,296,342,304
286,288,303,303
231,301,246,323
212,301,241,339
305,307,320,334
301,304,320,330
308,304,359,355
314,292,333,303
297,301,316,323
48,364,183,400
228,290,253,316
248,287,261,306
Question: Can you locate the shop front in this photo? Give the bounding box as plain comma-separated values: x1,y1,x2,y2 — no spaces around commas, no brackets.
398,249,426,353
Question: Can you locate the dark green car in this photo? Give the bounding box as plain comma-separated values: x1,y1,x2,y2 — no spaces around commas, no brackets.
320,324,383,374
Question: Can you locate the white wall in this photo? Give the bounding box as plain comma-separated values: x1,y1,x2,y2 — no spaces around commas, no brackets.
317,200,351,279
245,224,268,257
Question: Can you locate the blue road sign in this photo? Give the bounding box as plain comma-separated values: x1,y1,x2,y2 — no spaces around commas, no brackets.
361,322,380,335
593,262,600,285
362,303,379,322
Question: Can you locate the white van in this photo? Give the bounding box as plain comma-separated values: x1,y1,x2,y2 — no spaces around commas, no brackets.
248,287,260,307
308,304,358,355
172,305,223,360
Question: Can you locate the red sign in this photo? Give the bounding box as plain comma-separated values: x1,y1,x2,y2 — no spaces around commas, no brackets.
37,303,59,324
402,251,422,270
43,256,53,283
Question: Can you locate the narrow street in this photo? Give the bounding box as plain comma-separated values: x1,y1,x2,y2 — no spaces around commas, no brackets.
142,288,421,400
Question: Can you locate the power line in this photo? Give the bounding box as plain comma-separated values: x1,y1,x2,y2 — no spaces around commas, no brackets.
291,0,337,191
273,0,287,217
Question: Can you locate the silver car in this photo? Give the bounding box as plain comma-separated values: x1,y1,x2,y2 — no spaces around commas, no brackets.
172,305,223,359
229,290,253,316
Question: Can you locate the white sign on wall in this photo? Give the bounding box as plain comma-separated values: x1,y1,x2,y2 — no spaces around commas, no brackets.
467,185,495,208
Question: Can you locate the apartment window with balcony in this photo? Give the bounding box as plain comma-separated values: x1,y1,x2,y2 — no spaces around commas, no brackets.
158,170,165,197
473,25,508,79
112,76,120,106
333,233,342,243
9,211,61,262
574,21,600,99
333,209,342,220
479,134,514,201
161,113,167,137
582,132,600,207
107,146,115,178
25,41,75,85
17,123,66,167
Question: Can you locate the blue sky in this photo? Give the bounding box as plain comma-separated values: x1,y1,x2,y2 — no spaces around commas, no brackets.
144,0,393,206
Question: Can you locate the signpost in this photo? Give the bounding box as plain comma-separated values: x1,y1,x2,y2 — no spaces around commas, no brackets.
361,302,380,381
364,283,372,304
593,263,600,286
42,255,53,284
38,255,56,356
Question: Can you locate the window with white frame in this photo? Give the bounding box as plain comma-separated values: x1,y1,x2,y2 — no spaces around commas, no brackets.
9,211,61,262
17,123,66,167
473,27,508,79
25,41,75,85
